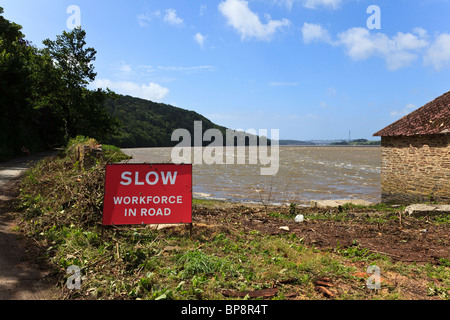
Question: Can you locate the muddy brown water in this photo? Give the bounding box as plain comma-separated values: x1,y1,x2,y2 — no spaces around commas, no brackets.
122,146,381,204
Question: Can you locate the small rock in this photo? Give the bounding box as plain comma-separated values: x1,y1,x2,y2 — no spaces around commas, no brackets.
279,226,290,231
405,204,450,217
163,246,181,252
295,215,304,223
310,199,373,208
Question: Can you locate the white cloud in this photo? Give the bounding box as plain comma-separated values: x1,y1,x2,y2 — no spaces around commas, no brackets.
158,65,215,72
302,21,450,72
303,0,342,10
194,32,206,48
302,23,332,44
275,0,342,10
336,27,428,70
390,103,416,117
137,10,160,27
93,79,169,102
137,14,151,27
164,8,184,26
269,81,299,87
218,0,290,41
200,5,207,16
424,33,450,71
302,24,440,71
112,63,156,77
119,64,132,73
326,87,337,96
412,27,427,39
274,0,296,10
136,65,154,73
336,28,376,60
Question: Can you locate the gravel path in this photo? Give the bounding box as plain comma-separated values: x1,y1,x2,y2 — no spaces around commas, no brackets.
0,152,58,300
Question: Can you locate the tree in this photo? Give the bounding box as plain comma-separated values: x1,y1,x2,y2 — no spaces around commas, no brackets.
0,7,40,159
42,28,118,141
0,8,119,161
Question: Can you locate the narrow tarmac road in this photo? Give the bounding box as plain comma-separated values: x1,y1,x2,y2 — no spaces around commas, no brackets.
0,152,58,300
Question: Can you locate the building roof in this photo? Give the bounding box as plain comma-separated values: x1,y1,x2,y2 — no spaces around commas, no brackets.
374,90,450,137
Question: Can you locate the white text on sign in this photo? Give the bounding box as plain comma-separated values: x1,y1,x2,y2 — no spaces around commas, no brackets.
120,171,178,186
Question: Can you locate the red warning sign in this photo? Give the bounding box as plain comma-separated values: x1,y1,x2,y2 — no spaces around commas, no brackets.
102,164,192,226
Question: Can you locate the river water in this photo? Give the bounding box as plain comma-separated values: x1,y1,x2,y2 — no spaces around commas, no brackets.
121,146,381,205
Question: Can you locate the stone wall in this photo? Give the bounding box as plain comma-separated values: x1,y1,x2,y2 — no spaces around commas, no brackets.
381,134,450,204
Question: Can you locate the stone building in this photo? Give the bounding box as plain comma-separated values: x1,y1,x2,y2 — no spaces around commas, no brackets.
373,91,450,204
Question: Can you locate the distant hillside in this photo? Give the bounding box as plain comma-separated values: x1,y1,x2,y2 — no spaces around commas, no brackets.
103,95,265,148
278,139,381,146
279,140,316,146
103,95,226,148
330,139,381,146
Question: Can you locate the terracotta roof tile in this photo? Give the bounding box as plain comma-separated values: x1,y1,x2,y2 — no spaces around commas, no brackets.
374,90,450,136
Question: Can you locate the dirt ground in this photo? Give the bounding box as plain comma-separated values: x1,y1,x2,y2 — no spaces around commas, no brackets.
1,189,449,300
193,203,450,265
190,203,449,300
0,154,448,300
0,181,59,300
0,154,60,300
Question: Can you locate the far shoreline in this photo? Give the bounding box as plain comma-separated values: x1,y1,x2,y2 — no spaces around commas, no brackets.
120,144,382,150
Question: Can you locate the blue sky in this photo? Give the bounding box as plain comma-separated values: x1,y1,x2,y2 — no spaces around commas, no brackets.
2,0,450,140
